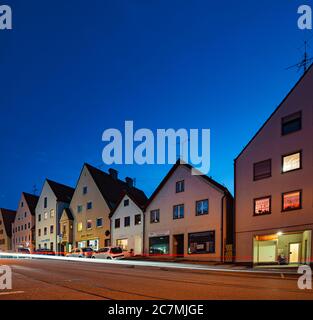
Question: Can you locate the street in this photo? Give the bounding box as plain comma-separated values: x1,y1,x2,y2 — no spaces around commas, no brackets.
1,258,313,300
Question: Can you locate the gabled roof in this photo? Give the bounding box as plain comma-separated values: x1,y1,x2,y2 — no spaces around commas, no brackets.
46,179,74,203
145,160,230,209
22,192,39,216
85,163,147,210
235,63,313,161
109,189,148,218
0,208,16,237
62,208,74,221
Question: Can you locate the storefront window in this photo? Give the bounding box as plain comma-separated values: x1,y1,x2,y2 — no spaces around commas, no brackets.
116,239,128,250
149,236,169,255
188,231,215,254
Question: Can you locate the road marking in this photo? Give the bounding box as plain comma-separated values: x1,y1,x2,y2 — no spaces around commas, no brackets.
0,291,24,296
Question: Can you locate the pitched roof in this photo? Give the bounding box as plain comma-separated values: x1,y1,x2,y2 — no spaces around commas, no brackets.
85,163,147,210
109,189,148,218
235,63,313,160
0,208,16,237
46,179,74,203
63,208,74,221
145,160,230,209
22,192,39,216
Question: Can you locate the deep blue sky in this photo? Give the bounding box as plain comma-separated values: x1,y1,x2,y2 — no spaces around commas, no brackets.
0,0,312,209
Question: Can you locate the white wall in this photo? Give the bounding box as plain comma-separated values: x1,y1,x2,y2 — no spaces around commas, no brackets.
111,195,144,255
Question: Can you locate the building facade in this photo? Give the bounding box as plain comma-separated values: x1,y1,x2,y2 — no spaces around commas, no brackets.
69,164,146,252
35,179,74,252
0,208,16,252
235,66,313,266
11,192,38,252
144,161,234,261
110,192,147,255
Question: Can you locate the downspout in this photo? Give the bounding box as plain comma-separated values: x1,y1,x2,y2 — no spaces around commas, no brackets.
142,208,145,256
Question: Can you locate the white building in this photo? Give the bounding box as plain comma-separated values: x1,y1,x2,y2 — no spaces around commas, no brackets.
110,192,147,255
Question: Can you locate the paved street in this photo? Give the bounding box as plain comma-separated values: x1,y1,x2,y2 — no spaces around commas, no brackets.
0,258,313,300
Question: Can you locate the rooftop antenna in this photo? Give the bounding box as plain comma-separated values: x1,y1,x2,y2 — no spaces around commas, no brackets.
286,40,313,74
32,184,38,195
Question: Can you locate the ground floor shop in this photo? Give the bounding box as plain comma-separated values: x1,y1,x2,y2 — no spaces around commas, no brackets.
147,229,222,261
236,226,313,266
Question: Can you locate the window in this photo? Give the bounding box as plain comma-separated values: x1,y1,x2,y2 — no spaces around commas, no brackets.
124,216,130,227
282,191,302,212
77,222,83,232
87,202,93,210
188,231,215,254
196,200,209,216
149,236,169,255
254,197,271,215
254,159,271,181
282,111,302,136
21,202,24,208
77,205,83,213
24,224,27,230
124,199,129,207
282,151,301,173
50,209,55,218
44,227,47,236
24,212,27,218
28,222,30,229
50,242,53,251
44,212,48,220
116,239,128,250
86,220,92,229
62,224,66,235
150,209,160,223
83,186,88,195
135,214,141,225
173,204,184,219
96,218,103,228
38,214,41,222
115,218,120,229
50,225,54,234
44,197,48,209
176,180,185,193
21,225,23,231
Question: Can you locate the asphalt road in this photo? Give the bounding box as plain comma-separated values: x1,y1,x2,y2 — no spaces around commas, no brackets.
0,258,312,300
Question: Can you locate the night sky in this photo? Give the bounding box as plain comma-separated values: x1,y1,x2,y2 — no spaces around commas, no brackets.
0,0,312,209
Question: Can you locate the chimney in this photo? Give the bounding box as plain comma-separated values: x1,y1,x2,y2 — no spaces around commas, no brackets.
108,168,118,180
125,177,134,188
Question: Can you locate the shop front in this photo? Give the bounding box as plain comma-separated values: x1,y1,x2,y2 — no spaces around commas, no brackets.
253,230,311,266
78,238,99,251
149,235,170,255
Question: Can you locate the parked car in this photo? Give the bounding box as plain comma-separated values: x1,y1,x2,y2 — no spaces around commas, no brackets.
34,249,56,256
17,248,32,254
66,247,93,258
92,247,124,260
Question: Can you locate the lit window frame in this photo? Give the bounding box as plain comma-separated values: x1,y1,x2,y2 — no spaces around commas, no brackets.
282,150,302,174
253,196,272,216
282,190,302,212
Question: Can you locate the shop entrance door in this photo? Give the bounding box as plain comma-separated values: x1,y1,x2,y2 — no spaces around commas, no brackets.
289,243,301,264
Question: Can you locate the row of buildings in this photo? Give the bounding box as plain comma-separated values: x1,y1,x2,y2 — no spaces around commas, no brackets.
0,65,312,266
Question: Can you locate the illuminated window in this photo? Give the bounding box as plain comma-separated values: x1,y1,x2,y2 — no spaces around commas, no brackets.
254,159,271,181
254,197,271,215
150,209,160,223
282,152,301,173
77,222,83,232
282,111,301,136
44,212,48,220
196,199,209,216
188,231,215,254
134,214,141,225
282,191,302,211
50,209,55,218
173,204,184,219
116,239,128,250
